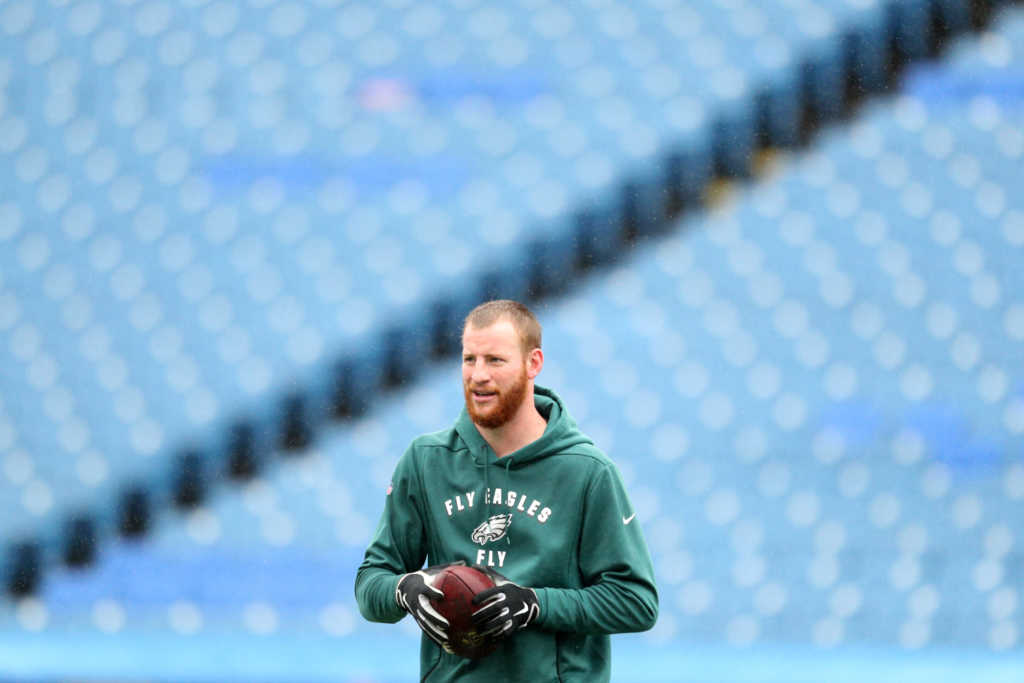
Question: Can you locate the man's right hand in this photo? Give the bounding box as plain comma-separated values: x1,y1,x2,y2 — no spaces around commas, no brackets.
395,562,463,651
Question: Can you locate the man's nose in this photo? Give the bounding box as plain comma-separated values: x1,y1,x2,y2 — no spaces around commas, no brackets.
470,361,489,383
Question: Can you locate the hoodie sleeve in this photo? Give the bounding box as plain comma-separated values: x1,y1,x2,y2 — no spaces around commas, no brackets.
354,446,428,623
533,460,659,634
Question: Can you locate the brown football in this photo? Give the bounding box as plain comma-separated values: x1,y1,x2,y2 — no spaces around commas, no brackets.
434,565,498,659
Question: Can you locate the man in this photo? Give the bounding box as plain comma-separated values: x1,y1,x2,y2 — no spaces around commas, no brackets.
355,300,658,681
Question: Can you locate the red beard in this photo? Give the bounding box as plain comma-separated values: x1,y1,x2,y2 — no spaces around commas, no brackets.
464,366,529,429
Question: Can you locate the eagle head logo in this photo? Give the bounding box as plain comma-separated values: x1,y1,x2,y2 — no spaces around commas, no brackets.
471,513,512,546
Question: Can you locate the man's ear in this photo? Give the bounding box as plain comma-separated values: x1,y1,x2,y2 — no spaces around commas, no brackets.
526,348,544,380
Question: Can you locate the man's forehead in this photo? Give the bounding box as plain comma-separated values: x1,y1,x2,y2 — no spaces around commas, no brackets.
462,319,520,348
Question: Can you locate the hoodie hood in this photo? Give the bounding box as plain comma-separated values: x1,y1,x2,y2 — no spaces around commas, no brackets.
454,385,593,468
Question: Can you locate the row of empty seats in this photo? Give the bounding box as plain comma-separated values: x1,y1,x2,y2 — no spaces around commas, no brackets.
2,0,991,590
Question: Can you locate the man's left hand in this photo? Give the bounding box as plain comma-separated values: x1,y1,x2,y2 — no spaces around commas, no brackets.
471,567,540,641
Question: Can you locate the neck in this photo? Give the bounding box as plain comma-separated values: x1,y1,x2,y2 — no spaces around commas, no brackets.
476,395,547,458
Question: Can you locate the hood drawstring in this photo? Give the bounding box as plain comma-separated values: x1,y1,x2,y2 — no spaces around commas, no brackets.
504,457,513,544
483,454,491,521
481,454,514,545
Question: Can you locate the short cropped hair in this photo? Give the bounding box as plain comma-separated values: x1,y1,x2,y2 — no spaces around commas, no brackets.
463,300,542,354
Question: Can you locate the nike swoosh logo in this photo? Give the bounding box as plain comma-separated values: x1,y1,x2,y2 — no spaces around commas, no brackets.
622,513,636,525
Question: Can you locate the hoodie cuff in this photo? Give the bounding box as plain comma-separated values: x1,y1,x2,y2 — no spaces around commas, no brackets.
532,587,551,628
390,573,405,610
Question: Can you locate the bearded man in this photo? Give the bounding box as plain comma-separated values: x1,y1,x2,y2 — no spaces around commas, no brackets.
355,299,658,682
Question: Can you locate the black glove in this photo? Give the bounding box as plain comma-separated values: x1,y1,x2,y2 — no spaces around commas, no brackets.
396,562,463,651
471,566,541,641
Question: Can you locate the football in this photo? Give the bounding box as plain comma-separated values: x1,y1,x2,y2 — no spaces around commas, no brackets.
434,565,498,659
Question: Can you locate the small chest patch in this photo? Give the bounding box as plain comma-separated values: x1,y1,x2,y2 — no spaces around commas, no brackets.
471,513,512,545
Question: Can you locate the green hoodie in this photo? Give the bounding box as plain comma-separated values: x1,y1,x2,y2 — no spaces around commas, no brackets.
355,386,659,682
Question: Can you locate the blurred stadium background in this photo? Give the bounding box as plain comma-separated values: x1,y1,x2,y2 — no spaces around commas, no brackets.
1,0,1023,680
